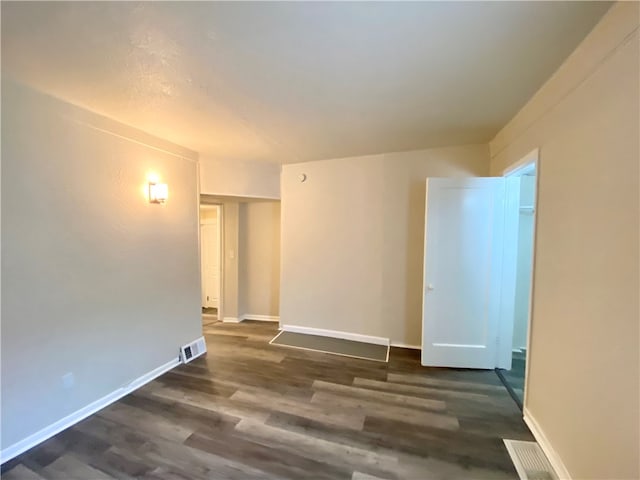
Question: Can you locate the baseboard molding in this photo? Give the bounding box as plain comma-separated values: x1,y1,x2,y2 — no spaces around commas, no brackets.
523,407,571,479
0,357,179,464
222,317,241,323
281,324,389,346
390,342,421,350
241,314,280,322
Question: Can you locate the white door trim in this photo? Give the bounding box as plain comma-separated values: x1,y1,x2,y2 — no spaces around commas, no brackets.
503,148,539,409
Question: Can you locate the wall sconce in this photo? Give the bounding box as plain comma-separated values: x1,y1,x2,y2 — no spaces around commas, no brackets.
149,182,168,204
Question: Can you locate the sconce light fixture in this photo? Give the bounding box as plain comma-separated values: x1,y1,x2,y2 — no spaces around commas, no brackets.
149,182,168,204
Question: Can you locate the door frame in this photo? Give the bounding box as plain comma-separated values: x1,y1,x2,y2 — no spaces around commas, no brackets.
502,148,539,407
199,203,224,319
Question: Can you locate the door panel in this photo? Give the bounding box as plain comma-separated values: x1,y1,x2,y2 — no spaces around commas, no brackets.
200,220,220,308
422,178,506,369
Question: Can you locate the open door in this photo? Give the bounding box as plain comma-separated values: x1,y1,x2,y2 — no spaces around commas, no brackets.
421,177,519,369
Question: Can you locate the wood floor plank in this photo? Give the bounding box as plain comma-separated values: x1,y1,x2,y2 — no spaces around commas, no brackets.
352,472,391,480
234,418,399,477
40,454,115,480
1,464,47,480
97,402,194,444
311,391,460,431
393,454,518,480
143,433,277,480
86,446,152,480
157,370,238,397
312,379,447,411
231,389,366,430
185,431,351,480
387,372,506,392
123,391,240,436
204,341,287,363
77,415,275,480
267,410,512,473
353,376,491,401
141,384,272,423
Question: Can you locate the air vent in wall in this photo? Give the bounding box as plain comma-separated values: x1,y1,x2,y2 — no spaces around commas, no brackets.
180,337,206,364
504,439,557,480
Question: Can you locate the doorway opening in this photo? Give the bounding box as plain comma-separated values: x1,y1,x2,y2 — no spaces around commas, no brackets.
200,204,222,324
498,151,538,408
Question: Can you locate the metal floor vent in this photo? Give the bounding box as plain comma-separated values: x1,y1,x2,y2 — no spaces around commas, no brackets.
504,439,557,480
180,337,206,364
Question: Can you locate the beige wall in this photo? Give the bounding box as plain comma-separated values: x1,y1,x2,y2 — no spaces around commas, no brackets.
280,145,489,345
200,157,280,199
239,202,281,318
1,79,202,450
489,3,639,478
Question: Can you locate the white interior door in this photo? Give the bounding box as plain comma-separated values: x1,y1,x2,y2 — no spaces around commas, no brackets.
422,177,516,369
200,218,220,308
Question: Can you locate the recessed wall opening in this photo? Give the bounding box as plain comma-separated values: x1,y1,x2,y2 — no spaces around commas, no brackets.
199,194,281,327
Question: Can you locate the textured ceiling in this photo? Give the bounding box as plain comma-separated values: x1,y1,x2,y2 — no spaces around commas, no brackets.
1,1,611,164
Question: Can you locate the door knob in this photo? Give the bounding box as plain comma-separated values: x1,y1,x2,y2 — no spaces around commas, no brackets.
427,284,434,291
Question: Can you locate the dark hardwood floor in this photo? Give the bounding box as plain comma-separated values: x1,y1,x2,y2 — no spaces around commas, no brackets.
3,321,533,479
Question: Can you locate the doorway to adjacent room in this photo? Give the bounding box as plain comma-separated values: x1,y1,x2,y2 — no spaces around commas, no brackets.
200,204,222,321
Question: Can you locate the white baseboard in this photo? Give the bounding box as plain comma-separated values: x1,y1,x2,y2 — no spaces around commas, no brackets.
222,317,240,323
390,342,421,350
280,324,389,346
241,314,279,322
523,407,571,479
0,357,179,464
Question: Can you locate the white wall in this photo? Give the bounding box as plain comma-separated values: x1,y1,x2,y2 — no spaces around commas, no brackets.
280,145,489,345
200,157,280,199
489,3,639,478
512,175,535,350
1,79,202,452
238,202,281,318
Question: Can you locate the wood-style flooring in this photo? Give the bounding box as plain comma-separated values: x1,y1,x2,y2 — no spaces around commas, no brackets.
503,351,526,400
2,321,534,480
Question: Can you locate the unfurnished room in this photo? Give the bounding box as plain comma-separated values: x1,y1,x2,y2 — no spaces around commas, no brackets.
1,2,638,480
